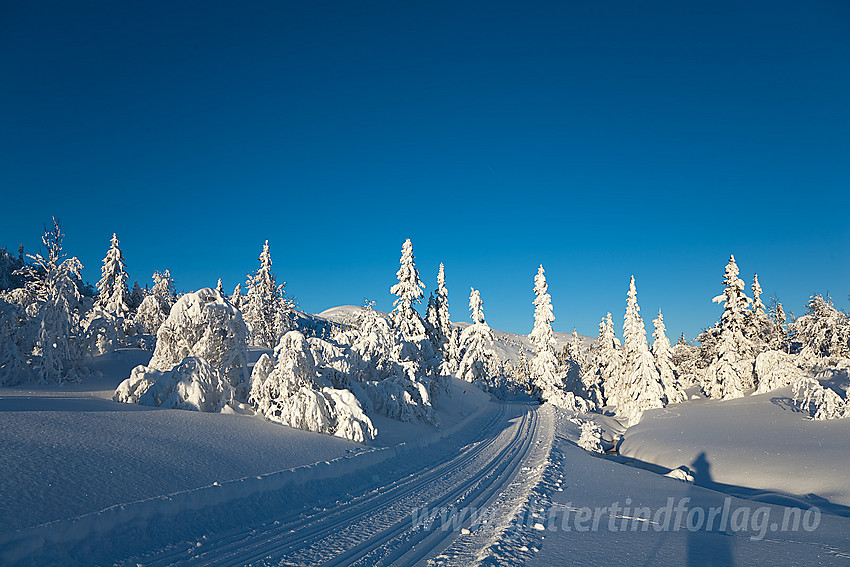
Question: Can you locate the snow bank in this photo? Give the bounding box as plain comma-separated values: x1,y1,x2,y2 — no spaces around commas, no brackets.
619,390,850,509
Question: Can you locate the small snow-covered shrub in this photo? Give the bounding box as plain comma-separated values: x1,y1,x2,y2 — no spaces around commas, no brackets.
81,307,122,356
577,420,604,454
114,356,234,412
249,331,376,442
148,288,249,399
753,350,806,394
791,376,848,420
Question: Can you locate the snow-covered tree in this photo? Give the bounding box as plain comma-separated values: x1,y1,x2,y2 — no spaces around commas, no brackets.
215,278,224,296
577,419,604,454
128,281,146,310
114,356,234,412
425,262,453,371
746,273,774,354
0,298,32,385
652,310,686,404
96,233,130,318
144,287,250,399
768,298,788,352
249,331,376,442
134,270,176,335
599,312,624,408
528,265,564,401
457,287,497,384
753,350,805,394
618,276,666,425
24,219,85,383
244,240,290,349
389,239,428,342
790,294,849,360
703,255,755,399
792,376,848,420
230,283,243,310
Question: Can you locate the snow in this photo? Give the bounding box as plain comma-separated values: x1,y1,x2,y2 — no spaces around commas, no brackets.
619,388,850,510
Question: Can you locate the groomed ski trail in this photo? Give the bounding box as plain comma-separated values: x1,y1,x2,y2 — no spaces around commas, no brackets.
132,402,549,567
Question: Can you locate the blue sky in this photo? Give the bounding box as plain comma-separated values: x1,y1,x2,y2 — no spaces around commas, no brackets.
1,0,849,341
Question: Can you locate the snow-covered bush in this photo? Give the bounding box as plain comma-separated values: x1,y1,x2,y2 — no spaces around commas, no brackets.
791,376,848,420
114,356,234,412
148,287,250,399
81,307,122,356
249,331,376,442
753,350,805,394
577,419,604,454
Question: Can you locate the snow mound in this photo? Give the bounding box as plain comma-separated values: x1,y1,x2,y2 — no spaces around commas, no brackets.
249,331,376,442
149,288,249,399
114,356,234,412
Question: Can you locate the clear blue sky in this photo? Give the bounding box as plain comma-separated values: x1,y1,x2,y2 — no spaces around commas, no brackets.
1,0,848,341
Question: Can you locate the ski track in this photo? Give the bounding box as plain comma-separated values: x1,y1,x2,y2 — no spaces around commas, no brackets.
130,402,544,567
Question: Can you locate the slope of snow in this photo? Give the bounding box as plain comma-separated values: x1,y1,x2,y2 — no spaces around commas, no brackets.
618,387,850,511
0,346,494,563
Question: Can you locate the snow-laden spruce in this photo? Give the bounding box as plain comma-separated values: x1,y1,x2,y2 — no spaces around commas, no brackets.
457,287,498,386
425,262,457,373
115,288,250,410
790,294,849,361
791,375,848,420
20,219,86,383
528,265,563,401
618,276,666,425
703,255,755,399
598,312,625,408
134,270,176,336
652,310,686,404
96,233,130,319
528,265,592,411
249,331,376,442
244,240,292,349
389,238,428,342
114,356,235,412
753,350,805,394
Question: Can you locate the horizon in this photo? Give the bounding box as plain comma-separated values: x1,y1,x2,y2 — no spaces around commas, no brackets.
2,0,848,341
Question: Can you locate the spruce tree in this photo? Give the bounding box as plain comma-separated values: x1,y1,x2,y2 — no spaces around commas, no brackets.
598,312,624,408
704,255,755,399
25,218,85,382
215,278,224,296
389,239,428,342
96,233,130,318
231,283,243,310
244,241,285,349
425,262,454,371
652,310,686,404
528,265,565,401
619,276,666,424
457,287,496,383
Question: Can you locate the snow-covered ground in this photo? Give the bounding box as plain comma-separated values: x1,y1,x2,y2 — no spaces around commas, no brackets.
3,322,850,565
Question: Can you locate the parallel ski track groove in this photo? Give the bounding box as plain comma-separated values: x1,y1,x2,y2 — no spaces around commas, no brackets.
138,403,532,567
337,407,538,567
